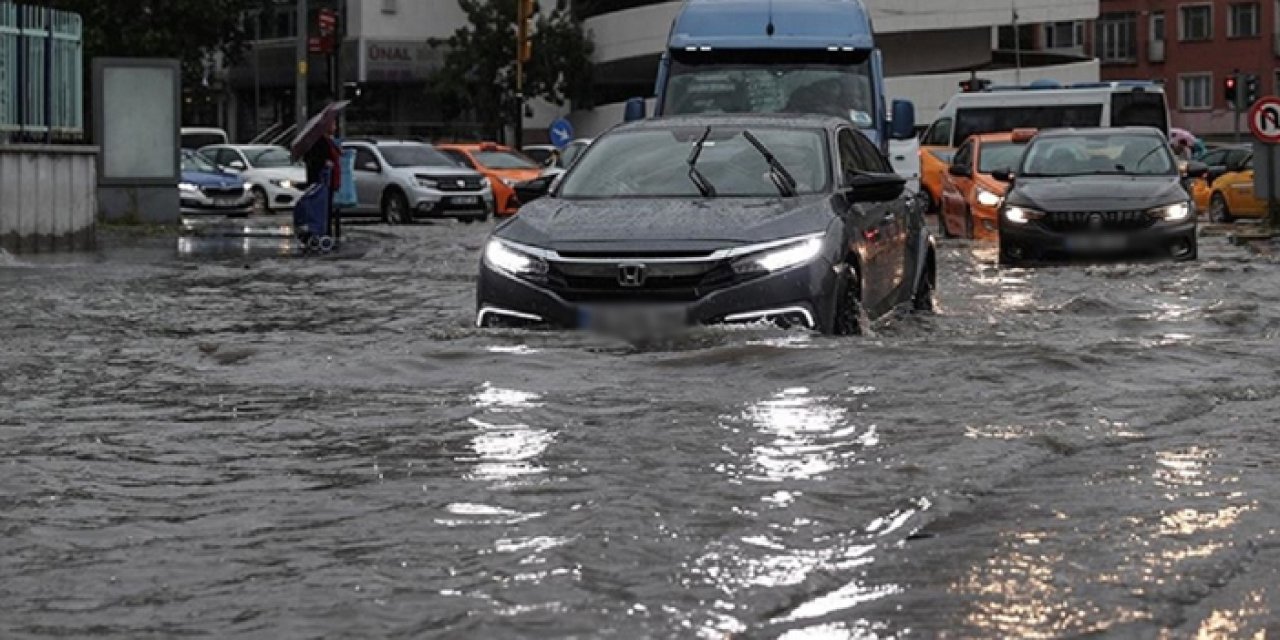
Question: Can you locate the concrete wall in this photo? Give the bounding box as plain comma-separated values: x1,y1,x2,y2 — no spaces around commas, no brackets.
0,145,98,253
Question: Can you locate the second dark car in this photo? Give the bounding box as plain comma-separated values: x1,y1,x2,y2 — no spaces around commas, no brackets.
476,115,936,335
996,127,1197,265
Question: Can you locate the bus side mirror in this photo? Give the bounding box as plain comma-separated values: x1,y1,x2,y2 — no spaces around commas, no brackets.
624,97,647,122
890,100,916,140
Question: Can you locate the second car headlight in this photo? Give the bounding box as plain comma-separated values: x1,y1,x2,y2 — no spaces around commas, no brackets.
178,182,198,193
1003,205,1044,224
732,236,825,274
270,178,295,190
976,187,1002,208
1151,202,1192,222
418,178,439,189
485,240,548,277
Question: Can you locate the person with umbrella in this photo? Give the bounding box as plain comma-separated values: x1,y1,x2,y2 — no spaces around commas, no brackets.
1169,127,1197,161
290,101,349,247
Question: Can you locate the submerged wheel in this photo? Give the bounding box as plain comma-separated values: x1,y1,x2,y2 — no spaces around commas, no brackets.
832,265,865,336
912,254,936,312
381,189,410,225
1208,192,1228,222
251,187,269,215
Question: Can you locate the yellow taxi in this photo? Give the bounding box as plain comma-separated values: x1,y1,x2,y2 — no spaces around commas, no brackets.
1206,153,1265,222
918,145,954,214
937,129,1035,240
1190,145,1250,215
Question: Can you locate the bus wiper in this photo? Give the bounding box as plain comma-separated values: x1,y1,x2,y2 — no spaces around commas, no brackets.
687,126,717,198
742,130,797,197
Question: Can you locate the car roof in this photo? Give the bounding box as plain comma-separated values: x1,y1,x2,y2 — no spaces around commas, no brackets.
1032,126,1166,139
618,113,847,133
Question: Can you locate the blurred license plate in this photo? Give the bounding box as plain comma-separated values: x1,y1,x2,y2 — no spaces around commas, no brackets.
215,198,242,207
1066,234,1127,251
578,305,688,334
450,196,480,205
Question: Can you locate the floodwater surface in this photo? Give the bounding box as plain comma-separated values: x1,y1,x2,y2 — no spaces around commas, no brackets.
3,222,1280,638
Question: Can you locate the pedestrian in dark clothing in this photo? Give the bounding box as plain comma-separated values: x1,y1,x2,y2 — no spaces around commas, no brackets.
302,119,343,241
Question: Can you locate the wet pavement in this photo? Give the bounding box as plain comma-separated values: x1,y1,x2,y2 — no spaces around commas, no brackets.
4,217,1280,638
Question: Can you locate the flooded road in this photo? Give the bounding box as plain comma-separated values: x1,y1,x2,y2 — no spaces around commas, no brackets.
4,221,1280,638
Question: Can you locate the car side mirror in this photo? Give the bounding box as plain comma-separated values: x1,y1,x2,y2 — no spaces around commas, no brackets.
547,173,565,198
845,171,905,203
624,97,647,122
890,99,916,140
991,168,1014,183
948,164,971,178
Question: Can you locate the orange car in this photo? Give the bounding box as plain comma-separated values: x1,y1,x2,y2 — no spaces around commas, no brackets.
938,129,1035,240
918,146,955,214
436,142,543,216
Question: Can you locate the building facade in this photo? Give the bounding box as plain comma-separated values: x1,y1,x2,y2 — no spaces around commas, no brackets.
212,0,1102,143
1091,0,1280,137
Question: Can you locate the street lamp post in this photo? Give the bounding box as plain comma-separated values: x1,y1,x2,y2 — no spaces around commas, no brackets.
295,0,308,131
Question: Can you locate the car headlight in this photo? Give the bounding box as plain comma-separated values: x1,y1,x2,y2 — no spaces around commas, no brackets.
270,179,295,190
484,240,548,277
1150,201,1191,222
1003,205,1044,224
418,178,439,189
179,182,198,193
976,187,1002,208
732,235,825,274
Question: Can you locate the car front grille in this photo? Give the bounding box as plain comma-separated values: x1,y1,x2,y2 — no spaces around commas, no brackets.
1042,210,1156,232
430,176,486,191
201,186,245,198
546,260,738,302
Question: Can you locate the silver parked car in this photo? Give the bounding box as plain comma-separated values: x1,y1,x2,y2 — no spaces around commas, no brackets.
342,140,494,224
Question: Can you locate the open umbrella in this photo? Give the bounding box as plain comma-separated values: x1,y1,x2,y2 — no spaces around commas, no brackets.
1168,127,1196,148
289,100,350,161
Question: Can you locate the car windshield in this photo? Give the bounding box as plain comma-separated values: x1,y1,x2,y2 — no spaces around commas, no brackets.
380,146,456,168
559,126,830,198
181,151,217,173
977,142,1026,173
475,150,538,169
665,57,875,128
1020,133,1177,177
246,147,295,168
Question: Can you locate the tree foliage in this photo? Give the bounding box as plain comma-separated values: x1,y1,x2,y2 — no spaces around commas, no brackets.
428,0,594,130
46,0,272,84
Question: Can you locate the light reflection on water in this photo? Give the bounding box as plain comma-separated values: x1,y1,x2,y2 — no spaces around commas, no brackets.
462,383,553,484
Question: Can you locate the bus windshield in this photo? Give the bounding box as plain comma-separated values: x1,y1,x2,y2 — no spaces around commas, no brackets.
663,52,875,128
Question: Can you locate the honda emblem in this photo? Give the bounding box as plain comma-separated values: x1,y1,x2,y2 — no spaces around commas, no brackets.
618,263,647,287
1088,213,1104,231
457,179,466,188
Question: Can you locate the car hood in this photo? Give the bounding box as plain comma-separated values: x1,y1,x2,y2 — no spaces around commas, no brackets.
495,196,834,253
245,166,306,182
1009,175,1187,211
181,170,244,188
486,168,543,182
403,166,483,178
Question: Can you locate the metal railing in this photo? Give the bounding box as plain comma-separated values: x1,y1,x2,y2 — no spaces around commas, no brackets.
0,2,83,140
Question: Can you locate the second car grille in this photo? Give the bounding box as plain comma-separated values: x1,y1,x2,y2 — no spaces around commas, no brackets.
547,260,737,302
431,176,486,191
201,186,244,198
1042,210,1155,232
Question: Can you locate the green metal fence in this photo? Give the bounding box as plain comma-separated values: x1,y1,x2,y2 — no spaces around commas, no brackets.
0,2,83,139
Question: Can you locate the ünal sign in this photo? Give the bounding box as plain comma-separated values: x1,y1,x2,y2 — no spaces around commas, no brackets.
368,44,412,62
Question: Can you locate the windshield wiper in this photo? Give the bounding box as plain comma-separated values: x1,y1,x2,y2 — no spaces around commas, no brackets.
687,126,717,198
742,130,797,197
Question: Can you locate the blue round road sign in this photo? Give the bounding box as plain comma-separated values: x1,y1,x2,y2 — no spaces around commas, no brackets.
549,118,574,149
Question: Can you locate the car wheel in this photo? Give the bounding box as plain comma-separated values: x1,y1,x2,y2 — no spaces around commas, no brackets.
1209,193,1233,223
381,189,410,225
832,265,864,336
912,253,936,312
251,187,268,215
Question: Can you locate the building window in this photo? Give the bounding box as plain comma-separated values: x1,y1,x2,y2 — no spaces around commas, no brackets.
1179,5,1213,41
1179,73,1213,110
997,24,1035,51
1097,13,1137,62
1151,12,1166,42
1229,3,1260,37
1044,21,1085,49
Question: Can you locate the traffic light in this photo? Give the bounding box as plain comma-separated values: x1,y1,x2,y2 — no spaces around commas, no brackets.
1245,73,1260,108
517,0,535,64
1225,74,1238,107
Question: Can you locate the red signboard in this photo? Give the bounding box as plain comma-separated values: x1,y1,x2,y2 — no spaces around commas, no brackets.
318,8,337,36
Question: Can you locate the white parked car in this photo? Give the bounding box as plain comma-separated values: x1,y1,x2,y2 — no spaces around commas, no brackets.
198,144,308,214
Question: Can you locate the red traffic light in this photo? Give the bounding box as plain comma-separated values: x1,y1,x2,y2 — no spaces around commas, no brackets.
1227,77,1237,88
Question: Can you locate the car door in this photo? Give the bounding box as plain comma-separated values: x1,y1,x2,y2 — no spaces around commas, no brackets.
837,128,896,314
851,129,913,308
350,146,384,213
918,117,953,212
941,140,974,236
